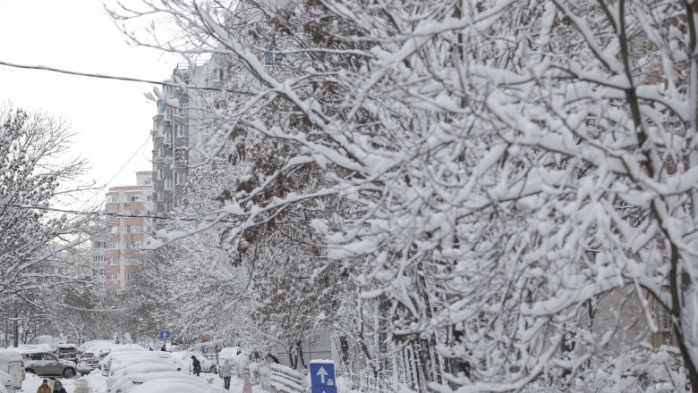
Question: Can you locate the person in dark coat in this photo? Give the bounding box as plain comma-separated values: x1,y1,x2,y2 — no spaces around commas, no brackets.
53,380,67,393
191,355,202,376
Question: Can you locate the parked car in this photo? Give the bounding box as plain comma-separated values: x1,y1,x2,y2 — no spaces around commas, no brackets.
129,375,225,393
102,351,187,377
77,351,110,376
0,349,25,392
20,351,77,378
107,364,183,392
0,369,15,393
54,344,79,363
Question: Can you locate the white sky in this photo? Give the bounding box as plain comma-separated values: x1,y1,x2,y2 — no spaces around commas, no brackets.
0,0,177,205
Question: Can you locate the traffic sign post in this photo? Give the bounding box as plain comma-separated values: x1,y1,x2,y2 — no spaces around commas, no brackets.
310,360,336,393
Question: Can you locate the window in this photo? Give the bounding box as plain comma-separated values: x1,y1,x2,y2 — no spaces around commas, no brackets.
106,289,118,296
143,179,152,185
110,226,119,234
106,273,118,280
165,131,173,143
105,242,118,249
165,178,172,190
158,168,165,180
212,68,224,82
126,242,142,250
165,109,173,121
175,172,187,185
126,194,142,202
147,196,152,202
126,210,141,216
264,51,283,65
108,257,119,265
214,100,227,110
157,102,165,114
93,268,105,276
42,354,57,361
126,257,138,265
126,225,142,233
126,272,135,280
93,241,105,249
176,125,187,137
93,255,104,263
106,194,118,203
659,305,673,333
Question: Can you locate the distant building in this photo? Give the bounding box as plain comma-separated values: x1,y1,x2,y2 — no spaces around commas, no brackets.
152,66,191,220
92,171,153,297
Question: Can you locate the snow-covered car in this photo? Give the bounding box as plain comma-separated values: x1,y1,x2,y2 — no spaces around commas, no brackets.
102,351,188,377
107,364,184,392
128,376,225,393
0,349,25,392
53,344,79,363
77,351,110,375
0,369,14,393
19,351,76,378
78,340,115,353
173,351,217,374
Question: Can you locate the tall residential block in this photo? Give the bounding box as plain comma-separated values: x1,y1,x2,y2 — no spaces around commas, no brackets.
92,171,153,297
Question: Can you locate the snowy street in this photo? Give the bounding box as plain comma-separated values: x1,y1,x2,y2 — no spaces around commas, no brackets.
19,371,264,393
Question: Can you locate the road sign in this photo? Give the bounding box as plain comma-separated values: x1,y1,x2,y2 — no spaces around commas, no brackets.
159,330,171,341
202,345,209,354
311,387,337,393
309,361,336,387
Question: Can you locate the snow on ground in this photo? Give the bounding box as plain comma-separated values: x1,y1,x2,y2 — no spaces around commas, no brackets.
21,373,79,392
86,368,270,393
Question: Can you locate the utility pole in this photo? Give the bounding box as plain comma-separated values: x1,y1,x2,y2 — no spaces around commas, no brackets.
3,315,7,348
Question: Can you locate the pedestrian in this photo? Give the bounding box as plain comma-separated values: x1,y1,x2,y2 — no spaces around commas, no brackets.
53,380,67,393
191,355,202,376
242,377,258,393
36,379,51,393
219,359,232,390
161,344,167,351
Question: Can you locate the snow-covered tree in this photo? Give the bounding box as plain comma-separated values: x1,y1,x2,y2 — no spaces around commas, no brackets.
113,0,698,391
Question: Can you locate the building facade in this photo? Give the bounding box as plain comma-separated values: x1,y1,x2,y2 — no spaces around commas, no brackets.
92,171,153,297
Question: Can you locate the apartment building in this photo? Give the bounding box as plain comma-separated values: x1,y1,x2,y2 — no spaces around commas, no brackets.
92,171,153,297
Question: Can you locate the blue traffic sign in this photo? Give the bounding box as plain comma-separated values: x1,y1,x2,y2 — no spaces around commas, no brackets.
311,387,337,393
309,361,336,387
159,330,171,341
202,345,209,354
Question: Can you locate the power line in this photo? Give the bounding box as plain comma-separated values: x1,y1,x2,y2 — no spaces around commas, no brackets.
0,59,246,95
6,203,240,224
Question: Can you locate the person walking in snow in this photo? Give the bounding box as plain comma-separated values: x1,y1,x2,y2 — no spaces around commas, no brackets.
242,377,258,393
36,380,52,393
191,355,202,376
53,380,67,393
219,359,232,390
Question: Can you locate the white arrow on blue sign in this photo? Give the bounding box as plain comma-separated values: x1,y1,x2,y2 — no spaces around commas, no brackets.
159,330,170,341
309,361,336,387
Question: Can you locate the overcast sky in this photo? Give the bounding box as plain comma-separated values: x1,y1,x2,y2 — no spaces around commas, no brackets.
0,0,177,206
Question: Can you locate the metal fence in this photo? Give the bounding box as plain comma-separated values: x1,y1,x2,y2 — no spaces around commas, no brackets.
270,363,306,393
